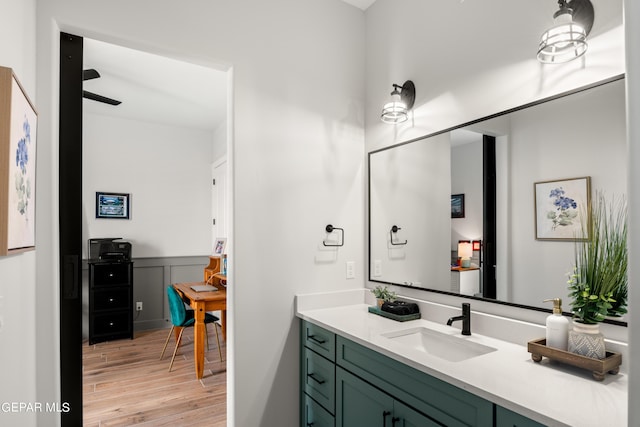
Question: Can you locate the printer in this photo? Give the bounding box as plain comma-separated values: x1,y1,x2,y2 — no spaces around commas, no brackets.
88,238,132,262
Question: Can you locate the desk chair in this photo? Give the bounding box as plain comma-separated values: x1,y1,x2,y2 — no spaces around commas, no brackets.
160,286,223,372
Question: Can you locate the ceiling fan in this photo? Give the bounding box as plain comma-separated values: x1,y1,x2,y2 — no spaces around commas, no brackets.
83,69,122,105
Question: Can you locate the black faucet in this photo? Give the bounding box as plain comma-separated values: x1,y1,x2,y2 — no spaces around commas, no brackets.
447,303,471,335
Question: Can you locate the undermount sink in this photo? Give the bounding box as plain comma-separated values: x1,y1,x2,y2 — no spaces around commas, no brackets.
381,327,497,362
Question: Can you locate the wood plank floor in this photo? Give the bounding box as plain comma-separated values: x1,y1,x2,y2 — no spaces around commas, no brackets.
83,327,226,426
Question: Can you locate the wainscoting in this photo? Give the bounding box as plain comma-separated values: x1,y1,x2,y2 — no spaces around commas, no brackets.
82,256,210,339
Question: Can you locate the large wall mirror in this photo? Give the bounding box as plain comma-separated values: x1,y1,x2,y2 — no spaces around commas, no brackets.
369,75,627,325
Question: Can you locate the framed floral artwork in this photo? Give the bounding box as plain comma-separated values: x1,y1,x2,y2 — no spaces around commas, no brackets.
0,67,38,256
534,176,591,241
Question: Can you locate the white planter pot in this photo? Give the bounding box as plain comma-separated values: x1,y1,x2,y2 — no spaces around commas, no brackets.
568,321,606,359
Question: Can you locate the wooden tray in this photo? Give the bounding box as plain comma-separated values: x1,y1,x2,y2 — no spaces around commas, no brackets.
368,306,421,322
527,338,621,381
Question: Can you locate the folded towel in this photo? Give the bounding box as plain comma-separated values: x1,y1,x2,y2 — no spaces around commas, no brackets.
381,300,420,316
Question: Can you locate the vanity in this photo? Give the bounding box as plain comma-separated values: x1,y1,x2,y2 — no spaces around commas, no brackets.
296,290,627,427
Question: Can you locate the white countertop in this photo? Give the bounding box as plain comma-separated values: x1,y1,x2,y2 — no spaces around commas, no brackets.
295,290,628,427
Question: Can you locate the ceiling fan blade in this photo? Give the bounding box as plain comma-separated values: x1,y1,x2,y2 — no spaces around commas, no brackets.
83,69,101,81
83,90,122,106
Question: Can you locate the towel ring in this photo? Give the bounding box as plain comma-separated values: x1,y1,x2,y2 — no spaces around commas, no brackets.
390,225,407,246
323,224,344,247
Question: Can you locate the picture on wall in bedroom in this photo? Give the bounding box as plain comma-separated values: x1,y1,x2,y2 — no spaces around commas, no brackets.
96,192,130,219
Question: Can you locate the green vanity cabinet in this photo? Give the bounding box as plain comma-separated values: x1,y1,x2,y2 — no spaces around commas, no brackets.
495,406,546,427
336,335,492,427
299,320,546,427
300,321,337,427
336,367,442,427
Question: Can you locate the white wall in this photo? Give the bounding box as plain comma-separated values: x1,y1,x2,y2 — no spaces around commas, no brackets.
365,0,625,152
0,1,38,426
36,1,365,426
624,2,640,425
83,113,214,258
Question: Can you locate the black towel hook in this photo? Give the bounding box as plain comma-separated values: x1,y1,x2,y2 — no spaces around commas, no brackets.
390,225,407,246
323,224,344,247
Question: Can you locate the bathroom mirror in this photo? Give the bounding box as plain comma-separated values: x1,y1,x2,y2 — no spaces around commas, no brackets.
369,75,627,323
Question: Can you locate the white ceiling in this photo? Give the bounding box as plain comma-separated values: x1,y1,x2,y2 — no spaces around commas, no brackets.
82,38,227,131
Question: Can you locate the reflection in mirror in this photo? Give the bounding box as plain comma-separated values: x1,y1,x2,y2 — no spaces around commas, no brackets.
369,76,627,323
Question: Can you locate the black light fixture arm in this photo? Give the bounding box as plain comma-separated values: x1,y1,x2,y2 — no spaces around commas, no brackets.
390,225,407,246
323,224,344,247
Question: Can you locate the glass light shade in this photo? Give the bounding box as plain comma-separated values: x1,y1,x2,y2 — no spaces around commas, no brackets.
381,93,408,124
537,11,587,64
458,242,473,259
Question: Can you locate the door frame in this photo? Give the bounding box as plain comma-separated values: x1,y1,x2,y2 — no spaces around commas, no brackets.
59,31,84,426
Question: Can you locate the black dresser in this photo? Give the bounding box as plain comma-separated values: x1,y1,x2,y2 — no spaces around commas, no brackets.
88,238,134,344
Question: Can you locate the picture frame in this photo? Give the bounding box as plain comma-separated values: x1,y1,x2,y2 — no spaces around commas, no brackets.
213,237,227,255
96,192,130,219
534,176,591,241
451,194,465,218
0,66,38,256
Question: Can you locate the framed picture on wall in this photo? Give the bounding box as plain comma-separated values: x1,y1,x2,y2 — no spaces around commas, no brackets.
534,176,591,241
213,237,227,255
96,192,130,219
0,66,38,256
451,194,465,218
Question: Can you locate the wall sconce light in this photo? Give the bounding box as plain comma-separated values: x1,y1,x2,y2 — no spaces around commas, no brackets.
381,80,415,124
458,240,473,268
537,0,594,64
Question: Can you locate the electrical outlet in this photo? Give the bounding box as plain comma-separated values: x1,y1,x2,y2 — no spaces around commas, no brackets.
346,261,355,279
136,301,143,311
373,260,382,277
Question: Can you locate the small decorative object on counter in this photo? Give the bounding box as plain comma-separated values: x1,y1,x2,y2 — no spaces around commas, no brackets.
543,298,569,350
371,285,397,308
568,321,606,359
381,300,419,316
566,191,627,359
528,338,621,381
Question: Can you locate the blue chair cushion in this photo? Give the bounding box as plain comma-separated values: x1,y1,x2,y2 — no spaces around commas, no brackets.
167,285,220,327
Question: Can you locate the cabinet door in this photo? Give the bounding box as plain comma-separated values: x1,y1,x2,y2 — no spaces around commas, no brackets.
495,406,546,427
336,367,393,427
393,400,442,427
303,394,335,427
303,347,336,413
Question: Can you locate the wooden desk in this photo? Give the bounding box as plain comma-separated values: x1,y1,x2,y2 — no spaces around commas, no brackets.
173,281,227,379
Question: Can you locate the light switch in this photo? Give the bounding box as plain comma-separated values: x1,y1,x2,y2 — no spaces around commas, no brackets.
346,261,355,279
373,260,382,277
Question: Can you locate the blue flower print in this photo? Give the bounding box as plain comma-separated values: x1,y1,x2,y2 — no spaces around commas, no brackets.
14,115,32,216
546,187,578,230
16,137,28,173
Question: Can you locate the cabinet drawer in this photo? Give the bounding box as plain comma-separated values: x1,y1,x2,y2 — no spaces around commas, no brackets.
302,321,335,362
93,288,130,311
336,336,493,427
303,393,335,427
92,312,132,336
303,347,336,414
495,406,546,427
91,262,132,287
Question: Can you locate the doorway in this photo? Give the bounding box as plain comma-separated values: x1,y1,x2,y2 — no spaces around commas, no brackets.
59,32,230,425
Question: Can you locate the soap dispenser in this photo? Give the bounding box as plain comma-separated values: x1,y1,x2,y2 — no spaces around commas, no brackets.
543,298,569,350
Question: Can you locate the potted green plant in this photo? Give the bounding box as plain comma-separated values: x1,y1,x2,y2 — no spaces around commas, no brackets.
567,191,627,358
371,285,397,308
